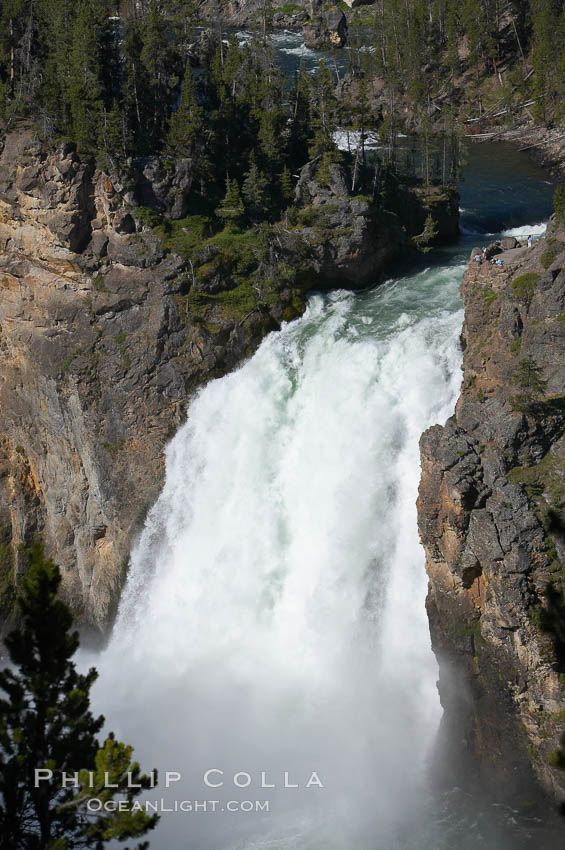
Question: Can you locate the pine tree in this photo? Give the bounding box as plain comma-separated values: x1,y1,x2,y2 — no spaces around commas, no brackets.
511,355,548,413
413,213,439,252
242,153,269,222
98,100,130,167
167,61,203,157
216,177,245,227
67,0,105,149
0,543,158,849
308,61,338,161
258,108,285,172
140,0,172,149
37,0,76,134
279,165,294,206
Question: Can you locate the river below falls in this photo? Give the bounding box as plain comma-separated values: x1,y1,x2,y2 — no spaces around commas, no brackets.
82,144,559,850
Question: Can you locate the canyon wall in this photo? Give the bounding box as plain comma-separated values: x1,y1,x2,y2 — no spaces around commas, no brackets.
418,222,565,808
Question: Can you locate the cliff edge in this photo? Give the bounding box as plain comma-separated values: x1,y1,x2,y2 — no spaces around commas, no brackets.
418,221,565,808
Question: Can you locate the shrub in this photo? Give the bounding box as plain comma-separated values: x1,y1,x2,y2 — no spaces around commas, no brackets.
483,287,497,306
510,336,522,356
133,205,164,229
92,272,106,292
554,186,565,225
540,239,561,270
273,3,302,14
511,272,540,301
510,355,548,412
166,215,212,259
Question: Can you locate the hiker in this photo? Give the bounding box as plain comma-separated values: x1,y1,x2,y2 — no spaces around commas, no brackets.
527,234,533,249
496,258,504,267
474,252,482,263
481,247,487,261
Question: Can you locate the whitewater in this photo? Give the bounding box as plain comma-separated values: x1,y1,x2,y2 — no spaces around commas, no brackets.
92,257,465,850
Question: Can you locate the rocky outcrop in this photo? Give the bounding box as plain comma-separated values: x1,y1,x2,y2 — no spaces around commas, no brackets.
290,160,410,285
291,160,459,285
302,1,347,49
418,220,565,809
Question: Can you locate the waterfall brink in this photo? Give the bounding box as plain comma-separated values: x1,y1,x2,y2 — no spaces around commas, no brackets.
94,264,464,850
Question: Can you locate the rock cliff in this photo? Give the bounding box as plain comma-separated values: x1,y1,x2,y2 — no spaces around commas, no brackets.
418,221,565,809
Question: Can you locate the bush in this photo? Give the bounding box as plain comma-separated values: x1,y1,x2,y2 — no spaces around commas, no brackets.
273,3,302,14
540,239,561,270
166,215,212,259
554,186,565,225
483,287,497,306
91,272,106,292
133,205,164,229
510,336,522,356
511,272,540,301
510,354,548,412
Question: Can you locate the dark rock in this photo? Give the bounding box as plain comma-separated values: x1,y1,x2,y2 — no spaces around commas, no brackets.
135,157,193,219
485,240,502,259
500,236,519,250
107,232,165,267
91,230,109,259
114,212,136,235
303,1,348,49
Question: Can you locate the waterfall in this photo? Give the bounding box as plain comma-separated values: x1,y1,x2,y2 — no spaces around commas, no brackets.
93,262,464,850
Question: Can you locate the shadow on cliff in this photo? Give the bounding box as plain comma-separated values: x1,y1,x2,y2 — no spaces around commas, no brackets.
538,582,565,674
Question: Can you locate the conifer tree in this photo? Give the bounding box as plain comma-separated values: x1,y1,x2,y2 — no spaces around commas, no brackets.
280,165,294,206
511,355,548,413
140,0,172,149
67,0,105,149
242,153,269,222
413,213,439,252
0,544,158,849
167,61,204,158
216,177,245,227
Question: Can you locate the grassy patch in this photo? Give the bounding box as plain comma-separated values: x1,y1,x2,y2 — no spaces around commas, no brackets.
133,205,165,230
295,203,339,229
165,215,213,260
272,3,302,13
483,287,498,307
92,272,106,292
510,336,522,356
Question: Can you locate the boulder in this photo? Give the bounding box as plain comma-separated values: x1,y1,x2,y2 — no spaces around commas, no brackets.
91,230,109,259
114,211,136,235
485,241,502,259
135,156,194,220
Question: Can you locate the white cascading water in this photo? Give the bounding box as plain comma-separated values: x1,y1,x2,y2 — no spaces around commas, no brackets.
93,261,465,850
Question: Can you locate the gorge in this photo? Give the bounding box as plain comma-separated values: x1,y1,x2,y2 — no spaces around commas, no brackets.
1,5,565,846
81,143,562,849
